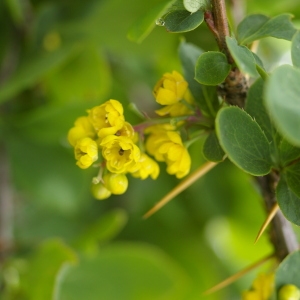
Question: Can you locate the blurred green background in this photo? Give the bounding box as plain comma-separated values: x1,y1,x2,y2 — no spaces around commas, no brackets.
1,0,300,299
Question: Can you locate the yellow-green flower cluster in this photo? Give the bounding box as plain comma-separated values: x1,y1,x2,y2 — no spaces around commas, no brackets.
68,71,195,199
68,99,160,199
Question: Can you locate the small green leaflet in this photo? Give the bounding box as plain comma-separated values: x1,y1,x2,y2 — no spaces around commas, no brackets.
216,106,272,176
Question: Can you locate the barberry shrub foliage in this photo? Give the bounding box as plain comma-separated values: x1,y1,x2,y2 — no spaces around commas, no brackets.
1,0,300,299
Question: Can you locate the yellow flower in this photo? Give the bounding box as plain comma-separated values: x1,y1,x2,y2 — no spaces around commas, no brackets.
146,129,191,179
145,124,175,161
88,100,125,138
91,182,111,200
116,122,135,139
103,173,128,194
68,116,96,147
159,131,191,178
74,137,98,169
100,135,140,174
155,89,195,117
131,153,160,180
153,71,188,105
242,273,275,300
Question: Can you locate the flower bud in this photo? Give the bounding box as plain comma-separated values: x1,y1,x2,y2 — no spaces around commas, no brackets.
278,284,300,300
91,182,111,200
103,173,128,195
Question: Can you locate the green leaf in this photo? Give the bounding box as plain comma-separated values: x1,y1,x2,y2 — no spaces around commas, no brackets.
245,78,273,141
291,31,300,68
164,10,204,33
202,132,225,162
239,14,296,45
44,44,111,103
58,243,190,300
237,14,269,44
195,51,231,86
178,41,219,117
23,239,78,300
0,44,79,104
276,177,300,226
265,65,300,146
226,37,258,77
286,161,300,199
275,250,300,291
279,139,300,167
245,78,279,164
183,0,203,13
127,0,175,43
73,209,128,253
216,106,272,176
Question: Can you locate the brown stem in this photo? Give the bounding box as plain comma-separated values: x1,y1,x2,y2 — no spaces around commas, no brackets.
256,173,299,261
207,0,299,261
206,0,248,107
211,0,231,59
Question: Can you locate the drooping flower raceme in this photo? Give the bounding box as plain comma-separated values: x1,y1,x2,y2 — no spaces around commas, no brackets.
68,70,198,200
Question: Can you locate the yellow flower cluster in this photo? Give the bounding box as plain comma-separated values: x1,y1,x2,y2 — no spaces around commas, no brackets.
242,273,275,300
68,71,194,199
68,99,160,199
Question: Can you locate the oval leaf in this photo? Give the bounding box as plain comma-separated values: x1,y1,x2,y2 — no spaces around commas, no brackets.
275,250,300,292
164,10,204,33
178,41,219,117
291,30,300,69
239,14,296,45
202,132,225,162
195,51,231,86
226,37,258,77
286,161,300,198
237,14,269,45
216,106,272,175
245,78,279,164
24,239,77,300
58,243,190,300
276,177,300,226
279,139,300,167
265,65,300,146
